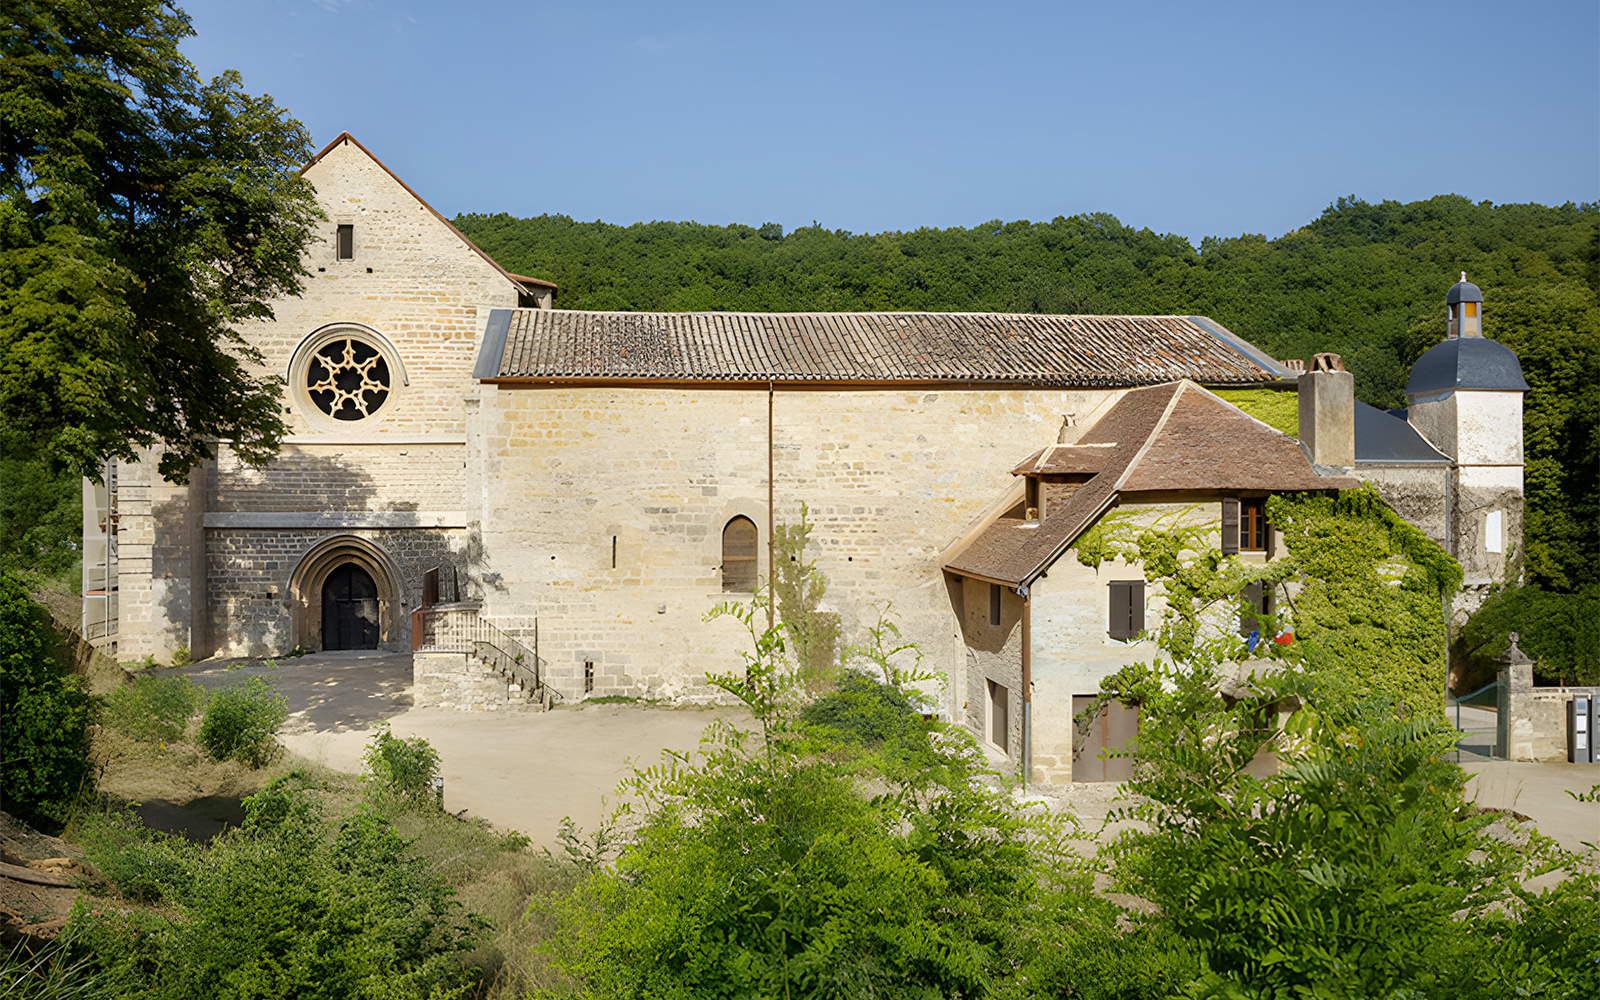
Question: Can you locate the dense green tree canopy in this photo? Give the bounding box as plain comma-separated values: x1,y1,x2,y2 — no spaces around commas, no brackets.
1,0,321,483
458,198,1597,589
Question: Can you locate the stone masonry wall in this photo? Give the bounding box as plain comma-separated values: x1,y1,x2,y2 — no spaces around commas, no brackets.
471,383,1123,710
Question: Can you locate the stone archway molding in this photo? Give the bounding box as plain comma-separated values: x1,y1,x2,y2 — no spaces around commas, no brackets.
288,533,407,652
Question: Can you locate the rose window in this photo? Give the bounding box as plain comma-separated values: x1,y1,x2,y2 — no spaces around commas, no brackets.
306,338,391,420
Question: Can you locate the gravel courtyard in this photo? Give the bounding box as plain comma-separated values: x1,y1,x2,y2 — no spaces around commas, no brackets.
186,650,1598,854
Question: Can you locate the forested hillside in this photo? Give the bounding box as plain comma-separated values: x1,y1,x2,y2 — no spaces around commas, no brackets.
457,196,1597,590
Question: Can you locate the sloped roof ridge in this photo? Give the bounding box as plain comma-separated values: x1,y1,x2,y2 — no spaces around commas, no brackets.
301,132,557,294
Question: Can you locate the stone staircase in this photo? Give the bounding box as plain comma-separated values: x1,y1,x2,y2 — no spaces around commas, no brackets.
413,604,560,710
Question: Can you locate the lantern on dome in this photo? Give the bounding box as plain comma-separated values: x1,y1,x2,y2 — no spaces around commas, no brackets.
1446,272,1483,339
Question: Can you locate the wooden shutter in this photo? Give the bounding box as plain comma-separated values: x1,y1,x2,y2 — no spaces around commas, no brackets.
1221,497,1240,555
1109,581,1144,639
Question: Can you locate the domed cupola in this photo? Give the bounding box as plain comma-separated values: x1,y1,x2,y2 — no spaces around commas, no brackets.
1406,274,1528,401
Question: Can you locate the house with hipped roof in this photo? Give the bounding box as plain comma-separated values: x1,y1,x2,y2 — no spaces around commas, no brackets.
83,135,1525,784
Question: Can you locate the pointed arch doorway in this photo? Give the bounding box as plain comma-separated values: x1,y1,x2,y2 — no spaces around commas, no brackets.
288,534,405,652
322,562,380,649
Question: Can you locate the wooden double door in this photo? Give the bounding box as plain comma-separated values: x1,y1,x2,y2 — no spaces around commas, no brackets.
322,563,380,650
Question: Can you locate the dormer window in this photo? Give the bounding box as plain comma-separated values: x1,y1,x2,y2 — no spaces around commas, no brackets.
336,224,354,260
1024,477,1044,522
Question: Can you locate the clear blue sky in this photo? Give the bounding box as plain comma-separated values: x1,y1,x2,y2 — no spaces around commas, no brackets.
182,0,1598,244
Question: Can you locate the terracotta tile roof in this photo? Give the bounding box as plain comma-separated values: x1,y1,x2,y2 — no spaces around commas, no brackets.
1010,443,1119,476
1118,385,1351,492
481,309,1286,386
944,382,1359,586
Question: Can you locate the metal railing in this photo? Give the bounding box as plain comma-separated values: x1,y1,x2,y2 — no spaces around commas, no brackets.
411,605,550,704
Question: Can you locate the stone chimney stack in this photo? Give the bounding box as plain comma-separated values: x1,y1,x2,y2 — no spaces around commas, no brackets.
1298,353,1355,470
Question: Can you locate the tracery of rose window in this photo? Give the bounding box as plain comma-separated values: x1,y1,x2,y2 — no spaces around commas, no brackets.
306,338,391,420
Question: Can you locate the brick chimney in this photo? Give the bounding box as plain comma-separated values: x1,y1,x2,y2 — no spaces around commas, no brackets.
1298,353,1354,470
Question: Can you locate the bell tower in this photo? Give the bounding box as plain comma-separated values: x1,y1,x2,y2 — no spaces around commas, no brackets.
1406,276,1527,602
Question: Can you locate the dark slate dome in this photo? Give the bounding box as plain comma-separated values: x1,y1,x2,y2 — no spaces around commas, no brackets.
1446,279,1483,305
1406,337,1528,398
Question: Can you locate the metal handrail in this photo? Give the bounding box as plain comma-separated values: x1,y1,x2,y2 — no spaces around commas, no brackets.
413,605,549,701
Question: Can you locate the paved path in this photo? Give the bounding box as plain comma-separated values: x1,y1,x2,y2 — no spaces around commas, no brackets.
1463,760,1600,855
283,704,741,847
181,649,413,733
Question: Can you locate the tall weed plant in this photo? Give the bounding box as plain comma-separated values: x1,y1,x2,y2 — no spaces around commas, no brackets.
198,676,287,767
541,594,1068,999
103,674,204,744
361,723,441,808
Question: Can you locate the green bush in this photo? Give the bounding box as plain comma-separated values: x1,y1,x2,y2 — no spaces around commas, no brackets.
541,634,1051,999
197,677,288,767
103,674,204,744
241,771,322,836
0,572,93,832
72,810,481,999
1103,656,1599,998
800,669,927,748
360,723,441,807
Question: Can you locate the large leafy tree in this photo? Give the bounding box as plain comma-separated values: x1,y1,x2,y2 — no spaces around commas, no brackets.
1,0,321,483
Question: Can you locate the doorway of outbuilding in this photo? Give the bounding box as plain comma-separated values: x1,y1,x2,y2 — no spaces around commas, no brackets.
1072,695,1138,782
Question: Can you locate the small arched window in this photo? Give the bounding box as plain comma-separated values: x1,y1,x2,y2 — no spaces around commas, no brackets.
722,517,758,593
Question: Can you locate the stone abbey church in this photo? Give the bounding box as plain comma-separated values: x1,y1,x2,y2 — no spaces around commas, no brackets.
84,134,1527,783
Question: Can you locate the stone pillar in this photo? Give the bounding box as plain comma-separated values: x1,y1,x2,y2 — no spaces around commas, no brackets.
1494,634,1535,760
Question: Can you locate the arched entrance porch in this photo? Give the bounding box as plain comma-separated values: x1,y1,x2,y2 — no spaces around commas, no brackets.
288,534,406,651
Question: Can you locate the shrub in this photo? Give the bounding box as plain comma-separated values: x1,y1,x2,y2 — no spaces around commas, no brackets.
198,677,288,767
242,771,322,835
0,572,93,832
800,669,926,747
361,723,441,807
169,646,191,667
103,674,204,744
73,811,480,999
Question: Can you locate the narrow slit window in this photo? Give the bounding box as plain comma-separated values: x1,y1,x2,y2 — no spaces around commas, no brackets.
336,224,354,260
584,659,594,694
611,535,617,569
721,517,758,592
989,583,1002,626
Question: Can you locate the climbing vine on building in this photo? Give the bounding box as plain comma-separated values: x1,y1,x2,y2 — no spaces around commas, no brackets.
1073,488,1461,713
1266,487,1461,713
